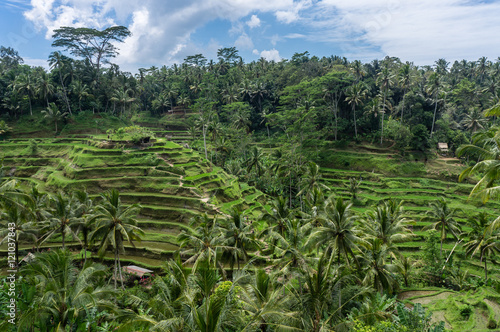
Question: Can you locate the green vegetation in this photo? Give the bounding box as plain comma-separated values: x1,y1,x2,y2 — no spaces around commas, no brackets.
3,34,500,330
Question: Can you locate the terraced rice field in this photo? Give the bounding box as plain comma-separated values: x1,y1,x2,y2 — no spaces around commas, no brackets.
398,288,500,331
0,135,267,268
318,161,500,280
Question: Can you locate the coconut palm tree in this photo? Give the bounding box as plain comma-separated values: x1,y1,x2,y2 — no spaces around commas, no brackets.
364,199,413,254
463,212,500,281
345,83,367,139
0,204,38,267
36,70,54,107
41,192,82,249
71,80,92,112
91,189,143,289
422,198,461,257
349,292,396,326
398,62,412,123
48,51,72,115
13,73,36,116
18,249,116,331
359,238,399,294
426,72,444,137
457,126,500,202
246,146,265,176
42,102,67,134
177,214,233,273
221,207,258,271
377,67,395,144
297,161,329,197
240,269,297,332
305,196,364,266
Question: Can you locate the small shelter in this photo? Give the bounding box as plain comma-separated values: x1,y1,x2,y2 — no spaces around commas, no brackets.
123,265,153,277
122,265,154,286
437,142,449,153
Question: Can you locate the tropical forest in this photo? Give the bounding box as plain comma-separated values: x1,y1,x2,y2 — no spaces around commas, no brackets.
2,25,500,332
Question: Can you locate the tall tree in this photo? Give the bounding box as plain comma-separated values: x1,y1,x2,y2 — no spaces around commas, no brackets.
345,83,367,139
48,51,72,115
423,198,461,257
52,26,131,73
91,189,143,289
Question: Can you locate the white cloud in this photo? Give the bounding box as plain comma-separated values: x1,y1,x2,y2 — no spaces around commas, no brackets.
260,48,281,61
275,0,312,24
246,14,261,28
303,0,500,64
252,49,259,55
284,33,305,39
234,33,254,50
23,57,49,69
23,0,292,71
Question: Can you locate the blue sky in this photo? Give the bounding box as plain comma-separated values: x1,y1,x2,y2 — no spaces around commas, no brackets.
1,0,500,73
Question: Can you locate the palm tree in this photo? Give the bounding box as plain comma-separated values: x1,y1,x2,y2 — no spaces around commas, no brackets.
395,255,418,287
461,108,487,136
344,177,362,201
91,189,144,289
240,269,296,332
360,238,399,294
246,146,265,176
13,73,36,116
422,198,461,257
426,72,444,137
349,292,396,326
177,214,231,272
74,190,96,263
305,196,364,266
42,102,67,134
0,179,31,210
463,212,500,281
0,204,38,267
18,249,116,330
297,161,329,197
111,88,135,117
260,196,292,239
398,62,412,123
48,51,72,115
36,70,54,107
350,60,365,82
221,207,257,271
345,83,367,139
299,252,343,332
457,126,500,202
377,67,394,144
71,80,91,112
364,199,413,253
41,192,82,249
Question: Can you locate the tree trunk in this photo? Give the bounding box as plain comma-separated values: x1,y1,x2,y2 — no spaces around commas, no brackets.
28,95,32,116
401,89,406,123
380,112,384,145
59,72,72,116
114,250,118,289
203,125,208,160
484,257,488,282
353,105,357,138
118,252,125,289
61,226,65,249
431,96,438,138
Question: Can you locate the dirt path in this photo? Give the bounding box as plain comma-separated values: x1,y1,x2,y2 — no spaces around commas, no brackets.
397,290,439,301
411,292,454,305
